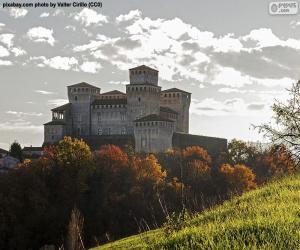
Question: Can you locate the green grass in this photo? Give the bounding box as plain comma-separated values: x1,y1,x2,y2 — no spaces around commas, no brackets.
92,174,300,249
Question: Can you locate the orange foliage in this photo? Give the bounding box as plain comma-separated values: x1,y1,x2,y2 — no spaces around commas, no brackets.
183,146,212,164
219,164,257,193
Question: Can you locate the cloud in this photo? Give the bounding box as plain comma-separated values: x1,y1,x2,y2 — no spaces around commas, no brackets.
11,47,26,57
0,59,12,66
0,46,10,57
6,111,43,117
247,103,265,110
80,61,102,73
0,121,43,133
40,12,50,18
116,9,142,23
47,99,68,106
0,34,14,48
190,97,268,116
8,8,28,18
74,8,108,26
290,20,300,29
27,27,55,46
31,56,78,70
35,90,54,95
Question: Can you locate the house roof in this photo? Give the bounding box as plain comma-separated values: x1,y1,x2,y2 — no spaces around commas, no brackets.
129,65,158,72
0,148,8,154
23,147,43,152
92,98,127,105
44,120,66,126
68,82,100,89
161,88,191,94
134,114,174,122
51,103,71,112
101,90,126,95
160,106,178,115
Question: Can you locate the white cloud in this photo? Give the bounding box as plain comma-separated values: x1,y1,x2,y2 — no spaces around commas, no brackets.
8,8,28,18
0,23,5,27
40,12,50,18
0,34,14,48
0,59,12,66
0,121,43,133
27,27,55,46
47,99,68,106
116,9,142,23
35,90,54,95
290,20,300,29
31,56,78,70
6,111,43,117
80,61,102,73
0,46,10,57
74,8,108,26
11,47,26,57
65,25,76,31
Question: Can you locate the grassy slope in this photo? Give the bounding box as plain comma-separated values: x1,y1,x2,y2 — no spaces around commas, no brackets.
93,174,300,249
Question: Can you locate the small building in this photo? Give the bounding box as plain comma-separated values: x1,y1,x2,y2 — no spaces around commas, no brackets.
0,148,8,158
0,155,19,173
22,146,44,158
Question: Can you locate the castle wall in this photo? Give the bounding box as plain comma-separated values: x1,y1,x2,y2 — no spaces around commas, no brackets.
134,121,174,153
160,91,191,133
44,125,66,143
91,105,130,135
172,132,227,158
126,85,161,122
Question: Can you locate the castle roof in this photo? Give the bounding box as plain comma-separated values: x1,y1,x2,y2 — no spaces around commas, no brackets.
101,90,126,95
129,65,158,72
51,103,71,112
160,106,178,114
92,98,127,105
134,114,174,122
162,88,191,94
44,120,66,126
68,82,100,89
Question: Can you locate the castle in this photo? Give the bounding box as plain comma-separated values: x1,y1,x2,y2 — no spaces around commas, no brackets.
44,65,227,154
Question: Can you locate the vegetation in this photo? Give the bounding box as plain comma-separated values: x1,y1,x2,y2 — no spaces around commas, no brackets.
94,173,300,250
0,136,297,249
9,140,23,161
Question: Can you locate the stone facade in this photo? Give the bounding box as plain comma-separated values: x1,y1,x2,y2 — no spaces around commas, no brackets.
44,65,192,153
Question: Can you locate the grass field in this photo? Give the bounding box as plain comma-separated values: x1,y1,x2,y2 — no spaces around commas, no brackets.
92,174,300,249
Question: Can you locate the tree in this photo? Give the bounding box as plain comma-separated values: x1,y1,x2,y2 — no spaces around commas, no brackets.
257,80,300,165
219,164,257,194
254,145,297,184
9,141,23,162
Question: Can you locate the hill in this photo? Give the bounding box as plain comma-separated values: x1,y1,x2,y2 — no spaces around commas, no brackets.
92,173,300,249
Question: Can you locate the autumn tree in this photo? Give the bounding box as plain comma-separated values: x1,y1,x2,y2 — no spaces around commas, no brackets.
254,145,297,184
219,164,257,194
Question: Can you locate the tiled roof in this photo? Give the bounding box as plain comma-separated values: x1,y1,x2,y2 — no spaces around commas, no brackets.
92,98,127,105
44,120,66,126
129,65,158,72
68,82,100,89
51,103,71,112
101,90,126,95
160,106,178,114
134,114,174,122
23,147,43,152
161,88,191,94
0,148,8,154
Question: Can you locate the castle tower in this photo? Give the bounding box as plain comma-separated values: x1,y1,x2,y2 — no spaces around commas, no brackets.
126,65,161,125
67,82,100,137
160,88,191,133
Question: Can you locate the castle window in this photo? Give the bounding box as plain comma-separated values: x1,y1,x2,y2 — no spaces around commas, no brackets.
169,93,171,97
164,94,167,97
98,128,103,135
144,87,146,90
173,93,175,97
138,97,141,102
78,88,80,92
75,96,78,101
139,71,141,74
73,88,76,92
97,113,101,122
121,127,126,135
136,87,138,91
177,93,180,97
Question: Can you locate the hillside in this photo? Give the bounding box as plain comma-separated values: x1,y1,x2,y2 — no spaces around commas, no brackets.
93,174,300,250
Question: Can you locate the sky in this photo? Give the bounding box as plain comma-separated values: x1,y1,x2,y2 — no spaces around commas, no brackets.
0,0,300,150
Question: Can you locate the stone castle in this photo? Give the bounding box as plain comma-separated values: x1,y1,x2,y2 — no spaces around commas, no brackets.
44,65,227,154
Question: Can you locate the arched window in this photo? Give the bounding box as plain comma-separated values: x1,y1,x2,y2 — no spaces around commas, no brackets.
74,96,78,101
